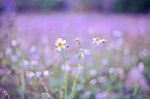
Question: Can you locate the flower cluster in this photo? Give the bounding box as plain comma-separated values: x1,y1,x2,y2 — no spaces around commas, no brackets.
92,36,107,45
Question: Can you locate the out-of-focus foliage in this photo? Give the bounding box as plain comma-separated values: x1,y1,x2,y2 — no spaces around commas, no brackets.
81,0,102,11
15,0,65,11
143,56,150,83
112,0,150,13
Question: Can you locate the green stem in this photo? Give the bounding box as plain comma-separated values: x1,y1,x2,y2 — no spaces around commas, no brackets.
132,86,138,96
70,76,77,99
70,64,79,99
20,68,25,99
64,69,68,99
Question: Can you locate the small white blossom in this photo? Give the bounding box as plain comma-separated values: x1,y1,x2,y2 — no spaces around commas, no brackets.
55,38,68,51
29,46,37,53
11,55,18,62
92,36,107,45
90,79,97,85
22,59,29,67
89,69,97,76
108,67,115,74
11,39,18,46
43,70,49,77
36,71,42,78
26,71,35,78
5,47,12,55
138,62,144,72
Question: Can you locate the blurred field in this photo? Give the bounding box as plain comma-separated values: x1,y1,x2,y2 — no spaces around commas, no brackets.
0,12,150,99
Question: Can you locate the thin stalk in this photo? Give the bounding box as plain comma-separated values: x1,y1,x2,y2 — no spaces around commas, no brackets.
132,86,138,96
61,50,68,99
70,71,79,99
20,68,25,99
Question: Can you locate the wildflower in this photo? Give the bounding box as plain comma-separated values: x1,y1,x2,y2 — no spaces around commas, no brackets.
90,79,97,85
22,59,29,67
98,76,107,83
89,69,97,76
11,55,18,62
92,36,107,45
43,70,49,77
79,48,85,58
36,71,42,78
29,45,37,53
5,47,12,56
26,71,35,78
11,39,18,46
30,60,38,65
55,38,68,51
138,62,144,72
108,67,115,74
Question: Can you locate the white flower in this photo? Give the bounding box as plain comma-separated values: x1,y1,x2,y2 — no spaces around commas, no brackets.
36,71,42,78
98,76,107,83
90,79,97,85
26,71,35,78
30,60,38,65
89,69,97,76
108,67,115,74
78,66,84,74
22,59,29,67
29,46,37,53
11,55,18,62
11,39,18,46
5,47,12,55
138,62,144,72
55,38,68,51
92,36,107,45
43,70,49,77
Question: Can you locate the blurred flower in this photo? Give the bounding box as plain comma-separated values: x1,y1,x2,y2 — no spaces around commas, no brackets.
42,92,51,99
95,91,109,99
78,65,84,74
108,67,115,74
11,39,18,46
98,76,107,83
11,55,18,62
22,59,29,67
26,71,35,78
29,45,37,53
90,79,97,85
43,70,49,77
89,69,97,76
5,47,12,56
30,60,38,66
92,36,107,45
36,71,42,78
79,48,85,58
55,38,68,51
138,62,144,72
101,58,109,66
61,64,71,72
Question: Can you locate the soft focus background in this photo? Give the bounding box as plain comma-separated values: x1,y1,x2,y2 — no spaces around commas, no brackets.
0,0,150,99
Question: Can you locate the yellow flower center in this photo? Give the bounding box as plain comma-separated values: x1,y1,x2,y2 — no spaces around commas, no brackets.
57,42,62,46
96,36,101,41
